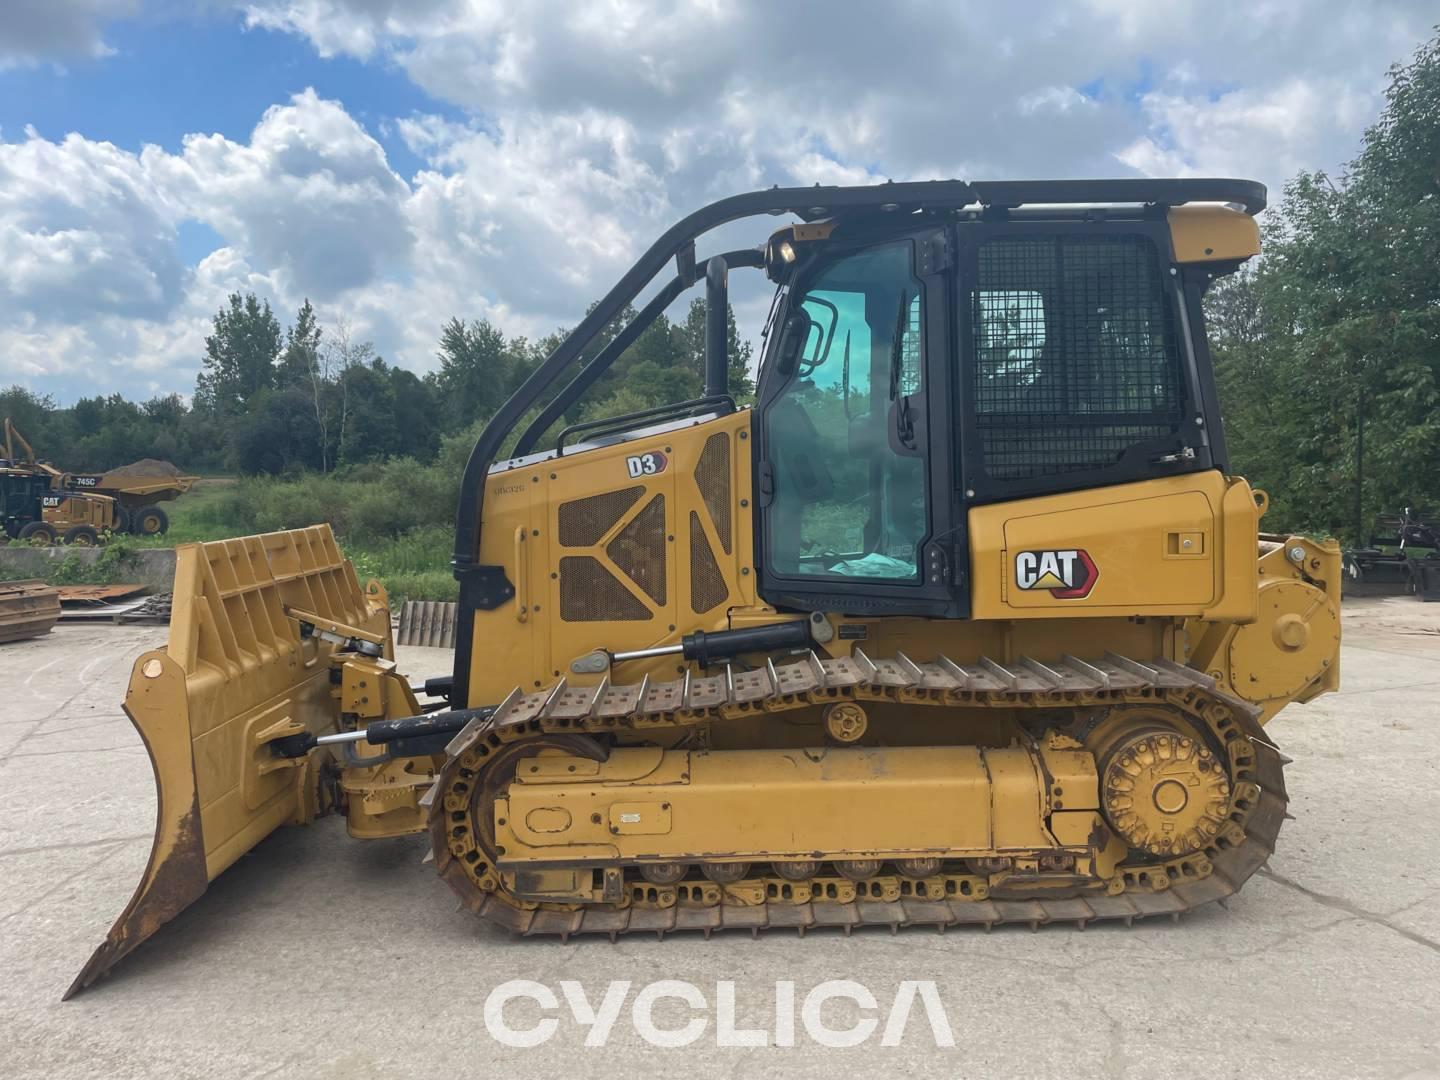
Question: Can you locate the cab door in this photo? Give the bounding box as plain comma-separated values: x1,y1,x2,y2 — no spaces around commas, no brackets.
755,230,963,617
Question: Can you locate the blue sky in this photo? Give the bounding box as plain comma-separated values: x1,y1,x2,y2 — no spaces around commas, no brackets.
2,14,455,180
0,1,1433,402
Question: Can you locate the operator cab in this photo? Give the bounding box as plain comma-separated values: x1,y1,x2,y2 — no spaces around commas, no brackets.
753,205,1241,618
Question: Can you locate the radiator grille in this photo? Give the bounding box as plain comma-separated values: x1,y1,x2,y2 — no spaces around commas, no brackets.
694,432,732,553
558,486,644,547
689,511,728,614
972,235,1181,481
606,494,667,606
559,556,651,621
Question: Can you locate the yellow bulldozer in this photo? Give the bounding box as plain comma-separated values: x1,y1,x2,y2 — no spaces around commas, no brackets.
69,178,1340,998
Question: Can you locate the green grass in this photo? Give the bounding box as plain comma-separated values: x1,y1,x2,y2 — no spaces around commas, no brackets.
345,527,458,604
136,480,462,604
42,537,150,585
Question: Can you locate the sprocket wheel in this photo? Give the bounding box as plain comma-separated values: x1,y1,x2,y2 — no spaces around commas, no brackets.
1100,729,1231,857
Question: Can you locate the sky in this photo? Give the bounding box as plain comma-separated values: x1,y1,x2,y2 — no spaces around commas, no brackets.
0,1,1434,403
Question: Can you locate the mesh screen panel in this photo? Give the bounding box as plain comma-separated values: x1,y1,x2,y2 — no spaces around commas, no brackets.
558,486,644,547
694,432,732,554
559,556,651,621
972,235,1181,481
689,511,728,614
607,494,667,605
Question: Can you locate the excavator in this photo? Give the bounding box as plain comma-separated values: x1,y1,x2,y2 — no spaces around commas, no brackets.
68,178,1341,997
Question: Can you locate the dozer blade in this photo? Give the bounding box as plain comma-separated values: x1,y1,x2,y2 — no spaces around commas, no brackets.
66,526,391,998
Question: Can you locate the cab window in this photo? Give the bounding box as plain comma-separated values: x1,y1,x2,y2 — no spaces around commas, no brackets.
765,242,927,581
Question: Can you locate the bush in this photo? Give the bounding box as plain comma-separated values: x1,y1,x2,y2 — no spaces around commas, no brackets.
46,536,144,585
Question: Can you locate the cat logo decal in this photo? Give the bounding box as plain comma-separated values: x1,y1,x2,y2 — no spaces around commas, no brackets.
1014,549,1098,599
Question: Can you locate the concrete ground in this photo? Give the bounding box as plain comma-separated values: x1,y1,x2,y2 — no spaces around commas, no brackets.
2,598,1438,1079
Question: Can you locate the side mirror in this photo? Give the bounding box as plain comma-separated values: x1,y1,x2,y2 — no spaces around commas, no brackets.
775,311,812,378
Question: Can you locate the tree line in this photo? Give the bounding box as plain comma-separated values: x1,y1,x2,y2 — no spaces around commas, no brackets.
1206,30,1440,542
1,291,753,477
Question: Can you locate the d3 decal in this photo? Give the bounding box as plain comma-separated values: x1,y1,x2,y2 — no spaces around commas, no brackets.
625,451,668,478
1014,549,1098,599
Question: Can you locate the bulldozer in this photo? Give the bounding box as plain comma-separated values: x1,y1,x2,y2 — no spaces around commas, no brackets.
69,178,1341,998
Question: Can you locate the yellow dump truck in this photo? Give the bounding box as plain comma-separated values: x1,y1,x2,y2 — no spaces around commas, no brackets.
2,419,196,535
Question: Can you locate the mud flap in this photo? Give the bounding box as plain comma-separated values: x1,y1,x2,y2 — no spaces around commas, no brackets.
66,526,392,998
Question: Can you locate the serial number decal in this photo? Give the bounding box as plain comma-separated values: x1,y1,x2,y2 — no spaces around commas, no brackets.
1014,548,1099,599
625,451,668,478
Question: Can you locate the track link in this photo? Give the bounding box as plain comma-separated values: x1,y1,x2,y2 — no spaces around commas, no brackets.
425,651,1288,938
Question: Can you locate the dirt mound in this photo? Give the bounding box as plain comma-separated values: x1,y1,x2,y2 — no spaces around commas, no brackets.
103,458,183,480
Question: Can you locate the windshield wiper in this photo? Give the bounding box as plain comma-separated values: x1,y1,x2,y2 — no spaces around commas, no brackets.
889,291,916,447
888,291,908,401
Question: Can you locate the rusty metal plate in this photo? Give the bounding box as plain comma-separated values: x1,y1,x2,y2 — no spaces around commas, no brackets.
57,583,147,603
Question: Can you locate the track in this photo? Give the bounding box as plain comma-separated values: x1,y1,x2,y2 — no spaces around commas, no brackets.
425,650,1288,937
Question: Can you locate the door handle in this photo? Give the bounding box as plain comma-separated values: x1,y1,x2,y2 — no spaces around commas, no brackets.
513,526,528,623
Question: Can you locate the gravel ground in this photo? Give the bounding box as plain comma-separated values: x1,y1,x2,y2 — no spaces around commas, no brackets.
1,595,1437,1079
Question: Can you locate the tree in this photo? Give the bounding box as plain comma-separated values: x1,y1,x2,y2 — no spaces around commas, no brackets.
196,293,282,416
324,319,386,467
277,299,322,388
1207,30,1440,542
277,299,333,470
679,298,755,400
433,317,514,431
228,386,324,475
0,386,63,463
390,367,440,461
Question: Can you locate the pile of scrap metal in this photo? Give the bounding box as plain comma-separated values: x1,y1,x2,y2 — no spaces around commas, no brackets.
0,579,60,642
1343,509,1440,601
55,584,160,622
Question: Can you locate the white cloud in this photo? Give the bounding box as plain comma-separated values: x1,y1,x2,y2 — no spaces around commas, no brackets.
1019,87,1098,116
0,127,184,322
2,1,1436,399
1117,79,1379,180
0,0,139,70
0,90,411,396
147,88,413,298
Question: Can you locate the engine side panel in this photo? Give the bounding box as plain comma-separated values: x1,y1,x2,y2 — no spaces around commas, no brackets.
969,470,1259,623
463,411,757,707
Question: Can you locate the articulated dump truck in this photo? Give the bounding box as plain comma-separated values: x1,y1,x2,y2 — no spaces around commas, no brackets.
70,179,1341,997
